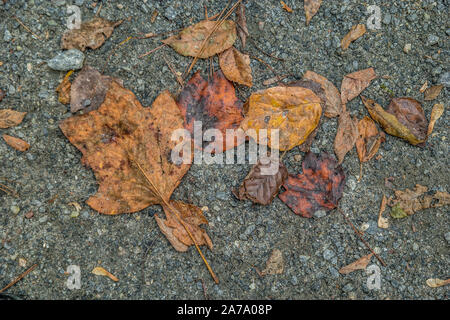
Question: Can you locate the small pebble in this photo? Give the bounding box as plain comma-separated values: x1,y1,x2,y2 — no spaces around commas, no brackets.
403,43,412,53
10,205,20,215
47,49,85,71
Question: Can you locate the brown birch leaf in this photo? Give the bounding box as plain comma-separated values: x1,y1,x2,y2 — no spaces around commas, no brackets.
334,110,358,164
303,70,342,118
2,134,30,152
70,65,123,113
356,116,385,163
235,2,249,49
61,18,122,51
0,109,26,129
341,68,376,104
304,0,323,25
163,20,237,58
339,253,373,274
219,47,252,87
233,159,288,205
262,249,284,275
427,103,444,136
341,24,366,50
424,84,443,101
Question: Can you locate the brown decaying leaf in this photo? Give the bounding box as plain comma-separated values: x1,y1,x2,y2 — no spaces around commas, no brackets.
339,253,373,275
233,159,288,205
177,70,244,153
60,81,190,214
279,152,346,218
92,266,119,282
304,0,323,25
163,20,237,58
303,70,342,118
0,109,26,129
361,96,427,146
2,134,30,152
426,278,450,288
388,184,450,216
70,65,122,113
235,2,248,49
427,103,444,136
356,116,385,163
240,86,322,151
262,249,284,275
280,1,293,13
56,71,72,105
419,81,428,93
155,201,213,252
424,84,443,101
341,24,366,50
0,88,5,102
334,110,358,164
219,47,253,87
341,68,376,105
59,81,215,252
377,195,389,229
61,17,122,51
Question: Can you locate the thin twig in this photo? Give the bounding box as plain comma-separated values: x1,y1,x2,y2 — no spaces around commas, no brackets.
162,55,184,87
138,43,166,59
0,183,18,197
132,158,219,284
12,16,41,40
0,264,38,293
338,208,386,267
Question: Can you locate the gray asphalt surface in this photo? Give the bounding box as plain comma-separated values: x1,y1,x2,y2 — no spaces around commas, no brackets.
0,0,449,299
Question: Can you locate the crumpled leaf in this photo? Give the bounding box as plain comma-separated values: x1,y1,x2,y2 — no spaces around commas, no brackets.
361,96,427,146
426,278,450,288
262,249,284,275
377,195,389,229
280,1,293,13
304,0,322,25
356,116,385,163
219,47,252,87
339,253,373,275
0,109,26,129
424,84,443,101
163,20,237,58
427,103,444,136
60,81,190,214
235,2,248,49
388,184,450,217
341,68,376,105
303,70,342,118
334,110,358,164
70,65,122,113
92,266,119,282
61,17,122,51
233,159,288,205
56,71,73,105
240,86,322,151
341,24,366,50
155,200,213,252
177,70,244,153
2,134,30,152
279,152,346,218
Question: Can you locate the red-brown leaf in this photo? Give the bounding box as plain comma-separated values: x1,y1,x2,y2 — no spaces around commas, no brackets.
279,152,346,218
341,68,376,105
177,70,244,153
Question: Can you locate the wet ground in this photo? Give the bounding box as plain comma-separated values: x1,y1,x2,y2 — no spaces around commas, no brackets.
0,0,449,299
